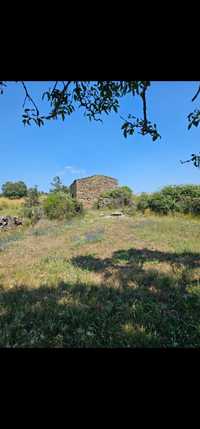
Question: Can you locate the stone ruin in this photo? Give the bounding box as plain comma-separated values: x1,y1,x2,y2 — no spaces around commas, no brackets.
0,216,23,230
69,175,118,208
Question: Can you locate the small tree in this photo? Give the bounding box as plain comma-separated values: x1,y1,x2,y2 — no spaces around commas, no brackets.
50,176,69,193
24,186,40,207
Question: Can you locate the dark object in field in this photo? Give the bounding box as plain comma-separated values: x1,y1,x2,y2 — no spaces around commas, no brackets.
111,212,124,216
0,216,23,230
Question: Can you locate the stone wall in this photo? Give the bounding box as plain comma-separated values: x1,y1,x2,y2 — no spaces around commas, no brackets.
69,175,118,208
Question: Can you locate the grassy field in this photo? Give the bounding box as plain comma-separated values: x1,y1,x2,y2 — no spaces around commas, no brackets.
0,197,25,217
0,207,200,347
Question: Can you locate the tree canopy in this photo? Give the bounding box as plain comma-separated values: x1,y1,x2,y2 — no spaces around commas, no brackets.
1,181,28,199
1,81,200,167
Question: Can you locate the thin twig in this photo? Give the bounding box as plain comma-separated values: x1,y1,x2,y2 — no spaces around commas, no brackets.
192,84,200,102
180,159,191,164
21,81,40,116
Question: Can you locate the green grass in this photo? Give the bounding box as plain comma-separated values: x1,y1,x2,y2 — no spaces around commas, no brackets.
0,210,200,347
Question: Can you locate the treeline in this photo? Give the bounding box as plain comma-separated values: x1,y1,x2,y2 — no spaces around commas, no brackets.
0,181,48,199
0,176,68,199
137,185,200,215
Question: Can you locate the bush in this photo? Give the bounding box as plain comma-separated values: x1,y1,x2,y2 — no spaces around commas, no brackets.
138,185,200,216
73,200,84,214
43,192,83,220
21,206,44,225
1,181,28,199
137,193,150,213
96,186,134,209
148,193,178,215
161,185,200,200
190,198,200,215
24,186,40,207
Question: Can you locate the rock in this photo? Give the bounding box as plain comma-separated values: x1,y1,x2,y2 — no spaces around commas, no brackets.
0,216,23,230
111,211,124,216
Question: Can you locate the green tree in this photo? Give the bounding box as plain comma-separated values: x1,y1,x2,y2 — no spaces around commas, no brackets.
1,181,28,199
50,176,69,194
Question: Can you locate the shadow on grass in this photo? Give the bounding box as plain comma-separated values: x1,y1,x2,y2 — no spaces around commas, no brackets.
71,248,200,272
0,280,162,348
0,247,200,348
1,248,200,347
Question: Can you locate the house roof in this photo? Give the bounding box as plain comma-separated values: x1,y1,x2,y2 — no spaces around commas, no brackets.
70,175,118,187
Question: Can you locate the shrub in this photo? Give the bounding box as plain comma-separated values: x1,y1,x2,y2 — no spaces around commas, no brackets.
43,192,83,220
190,198,200,215
73,200,84,214
96,186,134,209
148,193,178,215
24,186,40,207
138,185,200,216
21,206,44,225
1,181,28,199
137,193,150,213
161,185,200,200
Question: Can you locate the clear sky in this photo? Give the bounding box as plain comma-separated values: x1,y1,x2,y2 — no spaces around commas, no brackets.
0,81,200,194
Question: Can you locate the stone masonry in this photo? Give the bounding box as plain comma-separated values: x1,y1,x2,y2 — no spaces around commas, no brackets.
69,175,118,208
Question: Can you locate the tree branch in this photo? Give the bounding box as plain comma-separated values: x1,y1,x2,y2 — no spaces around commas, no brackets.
141,87,148,125
51,81,58,93
192,84,200,102
21,81,40,116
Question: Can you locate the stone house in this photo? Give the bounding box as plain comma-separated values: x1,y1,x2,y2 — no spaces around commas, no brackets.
69,175,118,208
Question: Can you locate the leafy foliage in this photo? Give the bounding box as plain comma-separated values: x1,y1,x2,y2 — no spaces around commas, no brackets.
2,181,28,199
43,192,83,220
24,186,40,207
96,186,134,209
21,187,42,225
0,81,161,142
137,193,150,213
148,193,177,215
137,185,200,215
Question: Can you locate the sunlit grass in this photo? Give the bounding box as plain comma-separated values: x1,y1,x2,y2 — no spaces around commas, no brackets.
0,197,25,217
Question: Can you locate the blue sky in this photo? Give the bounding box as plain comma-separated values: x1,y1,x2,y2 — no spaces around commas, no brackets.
0,81,200,194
